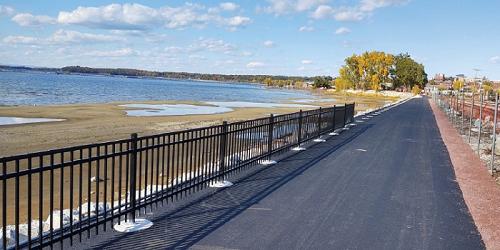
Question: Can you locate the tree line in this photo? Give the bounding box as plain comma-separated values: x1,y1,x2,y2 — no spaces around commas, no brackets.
60,66,314,84
333,51,427,93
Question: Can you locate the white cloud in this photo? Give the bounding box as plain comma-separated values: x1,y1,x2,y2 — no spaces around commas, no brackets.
242,51,253,56
263,40,275,47
226,16,251,27
335,27,351,35
55,3,251,30
334,8,366,21
188,54,206,60
219,2,239,11
3,35,38,44
261,0,328,15
311,5,334,19
490,56,500,64
51,29,123,43
299,25,314,32
58,3,158,30
12,13,56,26
3,29,122,45
84,48,135,57
189,38,236,53
360,0,410,12
301,59,313,64
247,61,265,68
311,5,365,21
0,5,15,16
164,46,184,54
310,0,410,21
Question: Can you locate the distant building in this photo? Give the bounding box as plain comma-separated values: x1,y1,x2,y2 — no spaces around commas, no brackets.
456,74,466,82
434,73,445,82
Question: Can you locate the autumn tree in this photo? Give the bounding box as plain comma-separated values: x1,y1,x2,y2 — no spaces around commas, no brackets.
337,51,394,91
313,76,332,88
391,53,428,90
263,77,273,86
452,79,464,90
335,76,353,91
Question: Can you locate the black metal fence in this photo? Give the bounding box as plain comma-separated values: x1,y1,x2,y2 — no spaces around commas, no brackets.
0,103,355,249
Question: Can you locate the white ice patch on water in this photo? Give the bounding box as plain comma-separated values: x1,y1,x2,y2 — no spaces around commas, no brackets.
0,117,64,126
292,98,336,103
205,101,316,108
120,104,233,116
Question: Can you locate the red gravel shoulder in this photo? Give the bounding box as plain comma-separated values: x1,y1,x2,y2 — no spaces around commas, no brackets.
430,98,500,249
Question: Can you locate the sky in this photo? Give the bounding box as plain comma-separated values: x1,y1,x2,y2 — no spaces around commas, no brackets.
0,0,499,79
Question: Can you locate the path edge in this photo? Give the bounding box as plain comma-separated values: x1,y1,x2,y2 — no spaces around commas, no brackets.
429,98,500,250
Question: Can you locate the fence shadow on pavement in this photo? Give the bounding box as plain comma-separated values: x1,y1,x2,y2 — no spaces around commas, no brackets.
85,124,373,249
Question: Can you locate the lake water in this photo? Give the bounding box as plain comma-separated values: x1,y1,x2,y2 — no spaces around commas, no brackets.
0,70,314,106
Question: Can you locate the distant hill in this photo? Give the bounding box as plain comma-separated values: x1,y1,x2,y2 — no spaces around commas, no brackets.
0,65,315,84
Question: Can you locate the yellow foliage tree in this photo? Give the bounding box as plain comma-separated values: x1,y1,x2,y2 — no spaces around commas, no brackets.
335,77,353,91
411,85,421,95
337,51,394,91
452,79,464,90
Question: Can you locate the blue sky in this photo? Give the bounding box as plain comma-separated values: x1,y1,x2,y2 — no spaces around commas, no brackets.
0,0,499,79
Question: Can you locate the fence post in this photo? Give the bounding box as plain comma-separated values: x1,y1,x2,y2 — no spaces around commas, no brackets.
329,105,338,136
343,104,347,127
478,92,484,155
219,121,228,179
352,102,356,122
297,110,302,144
209,121,233,187
451,93,454,123
461,92,465,133
113,132,153,233
129,133,138,223
268,114,274,158
332,105,336,131
454,94,457,124
469,93,474,143
318,107,322,137
491,93,498,175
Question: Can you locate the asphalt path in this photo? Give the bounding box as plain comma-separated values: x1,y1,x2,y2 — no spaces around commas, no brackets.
71,97,484,250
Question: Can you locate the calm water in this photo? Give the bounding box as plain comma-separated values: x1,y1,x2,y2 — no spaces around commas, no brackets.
0,70,313,106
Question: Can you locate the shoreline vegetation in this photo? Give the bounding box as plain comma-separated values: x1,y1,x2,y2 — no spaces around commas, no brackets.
0,64,315,87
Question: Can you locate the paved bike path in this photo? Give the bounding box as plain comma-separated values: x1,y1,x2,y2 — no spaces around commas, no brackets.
73,98,484,249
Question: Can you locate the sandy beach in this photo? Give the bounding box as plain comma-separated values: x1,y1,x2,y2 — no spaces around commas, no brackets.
0,94,398,157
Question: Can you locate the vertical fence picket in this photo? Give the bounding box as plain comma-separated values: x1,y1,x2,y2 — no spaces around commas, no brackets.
461,92,465,133
298,110,303,146
478,92,484,154
129,133,138,223
469,94,475,143
491,93,498,175
2,160,6,250
219,122,228,181
268,114,274,159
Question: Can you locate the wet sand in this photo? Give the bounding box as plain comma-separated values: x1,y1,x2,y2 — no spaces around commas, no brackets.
0,95,397,157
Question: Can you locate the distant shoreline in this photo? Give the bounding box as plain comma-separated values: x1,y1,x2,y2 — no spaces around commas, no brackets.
0,64,315,86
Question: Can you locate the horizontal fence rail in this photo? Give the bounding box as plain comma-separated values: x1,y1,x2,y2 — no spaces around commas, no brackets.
0,103,355,249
